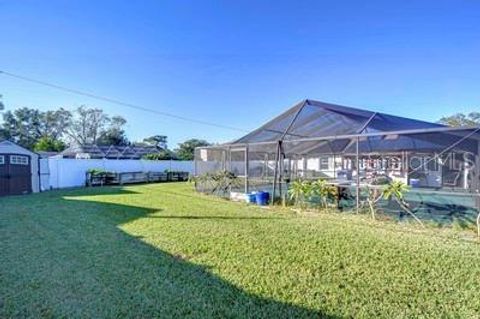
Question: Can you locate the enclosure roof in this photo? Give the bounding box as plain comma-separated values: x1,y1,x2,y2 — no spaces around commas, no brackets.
233,99,445,144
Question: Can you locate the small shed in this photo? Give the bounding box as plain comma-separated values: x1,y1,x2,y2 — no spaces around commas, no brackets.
0,140,40,196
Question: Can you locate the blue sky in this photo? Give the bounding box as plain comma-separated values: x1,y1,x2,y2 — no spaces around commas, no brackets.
1,0,479,147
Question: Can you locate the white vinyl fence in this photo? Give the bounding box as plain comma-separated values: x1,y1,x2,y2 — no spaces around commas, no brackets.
40,158,193,190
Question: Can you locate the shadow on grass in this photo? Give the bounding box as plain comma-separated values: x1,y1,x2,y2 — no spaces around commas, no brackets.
0,187,335,318
160,189,238,203
377,197,478,228
146,215,280,220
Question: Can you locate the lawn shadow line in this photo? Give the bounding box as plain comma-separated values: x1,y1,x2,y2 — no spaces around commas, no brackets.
1,187,338,318
147,215,282,220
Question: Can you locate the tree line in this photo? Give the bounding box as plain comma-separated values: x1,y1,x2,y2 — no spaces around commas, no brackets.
0,97,477,160
438,112,480,127
0,104,210,160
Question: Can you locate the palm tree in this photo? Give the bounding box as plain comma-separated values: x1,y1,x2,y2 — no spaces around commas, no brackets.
288,180,310,208
382,181,424,227
311,179,337,209
365,186,383,220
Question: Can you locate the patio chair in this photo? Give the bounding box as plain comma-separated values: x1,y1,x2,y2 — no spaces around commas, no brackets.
442,170,462,188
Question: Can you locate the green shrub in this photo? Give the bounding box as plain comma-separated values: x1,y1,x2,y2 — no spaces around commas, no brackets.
288,179,337,209
288,180,311,208
193,171,239,196
310,179,337,209
86,168,114,176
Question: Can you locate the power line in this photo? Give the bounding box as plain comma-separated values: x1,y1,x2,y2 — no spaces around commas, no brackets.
0,70,248,132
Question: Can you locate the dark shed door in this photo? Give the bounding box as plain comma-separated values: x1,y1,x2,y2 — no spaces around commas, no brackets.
0,154,32,196
0,155,8,196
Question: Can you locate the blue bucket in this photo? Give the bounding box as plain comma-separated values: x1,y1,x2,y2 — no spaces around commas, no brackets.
255,191,270,206
409,179,420,188
245,192,257,203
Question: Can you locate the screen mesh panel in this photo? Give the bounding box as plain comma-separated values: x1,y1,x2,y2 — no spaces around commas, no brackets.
194,99,480,222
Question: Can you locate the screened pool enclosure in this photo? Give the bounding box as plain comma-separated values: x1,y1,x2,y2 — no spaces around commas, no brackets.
195,100,480,220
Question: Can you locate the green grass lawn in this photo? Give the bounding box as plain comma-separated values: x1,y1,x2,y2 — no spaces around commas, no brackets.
1,183,480,318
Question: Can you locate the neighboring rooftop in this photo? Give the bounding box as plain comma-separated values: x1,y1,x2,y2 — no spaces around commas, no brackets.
37,151,60,159
59,144,160,159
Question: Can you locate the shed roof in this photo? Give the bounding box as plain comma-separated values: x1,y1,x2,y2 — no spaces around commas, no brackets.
0,140,38,157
